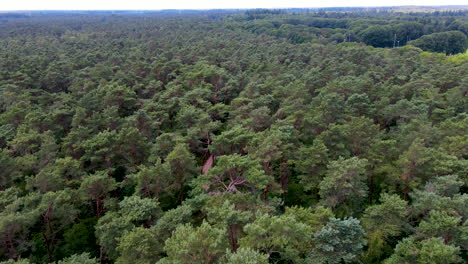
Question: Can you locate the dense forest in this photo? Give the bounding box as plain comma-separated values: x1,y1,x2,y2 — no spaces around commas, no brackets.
0,7,467,264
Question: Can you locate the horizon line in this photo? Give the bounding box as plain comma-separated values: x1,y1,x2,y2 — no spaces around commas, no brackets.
1,5,468,12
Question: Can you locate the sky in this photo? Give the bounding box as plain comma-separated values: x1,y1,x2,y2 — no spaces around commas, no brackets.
1,0,467,11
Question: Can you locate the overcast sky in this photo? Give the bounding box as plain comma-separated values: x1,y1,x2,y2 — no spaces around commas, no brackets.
1,0,467,11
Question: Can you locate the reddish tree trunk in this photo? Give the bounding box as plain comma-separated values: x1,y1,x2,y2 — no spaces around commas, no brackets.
42,232,53,263
202,155,215,175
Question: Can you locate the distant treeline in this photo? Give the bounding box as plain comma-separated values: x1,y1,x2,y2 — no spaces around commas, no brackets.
234,8,468,54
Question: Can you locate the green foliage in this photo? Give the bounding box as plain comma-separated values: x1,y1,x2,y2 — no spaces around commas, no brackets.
130,160,170,200
0,149,19,190
205,199,252,251
57,253,98,264
0,260,30,264
165,143,197,201
362,193,408,238
195,154,274,195
160,221,228,264
410,175,466,218
222,248,269,264
61,218,98,258
0,192,42,260
409,31,467,54
210,125,254,155
116,227,162,264
118,195,161,224
80,171,117,217
0,8,467,264
319,157,369,215
384,237,462,264
361,194,408,262
360,25,394,48
36,190,81,262
284,205,334,233
95,213,134,260
416,210,464,245
295,139,329,192
240,213,311,262
151,203,194,241
308,217,366,264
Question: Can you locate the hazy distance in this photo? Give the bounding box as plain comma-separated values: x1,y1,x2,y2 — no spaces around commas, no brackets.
2,0,468,11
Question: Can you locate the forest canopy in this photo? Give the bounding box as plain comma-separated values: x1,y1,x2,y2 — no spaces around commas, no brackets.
0,7,467,264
